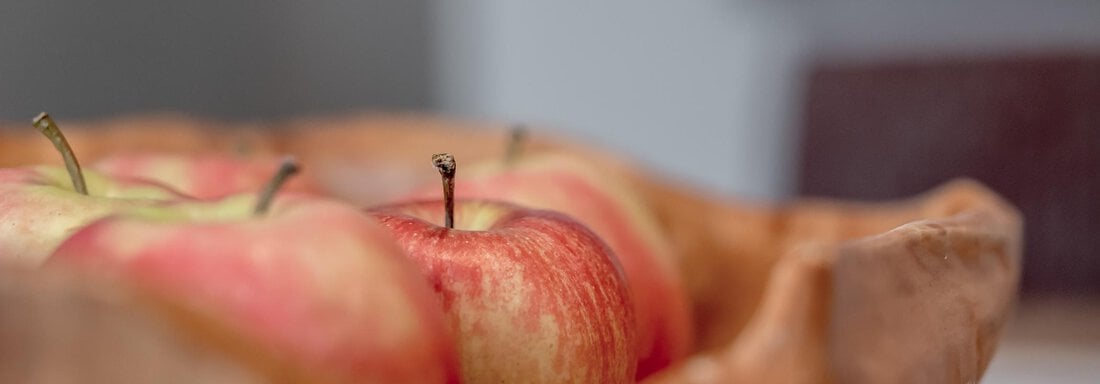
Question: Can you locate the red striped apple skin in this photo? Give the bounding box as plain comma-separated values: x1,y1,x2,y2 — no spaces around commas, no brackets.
408,153,694,379
370,200,637,383
48,197,460,384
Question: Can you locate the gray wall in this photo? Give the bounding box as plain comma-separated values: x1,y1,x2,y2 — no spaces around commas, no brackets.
0,1,432,120
805,0,1100,62
2,1,1097,198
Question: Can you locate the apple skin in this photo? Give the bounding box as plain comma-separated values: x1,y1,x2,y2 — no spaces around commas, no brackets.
369,200,638,383
0,267,340,383
94,153,322,199
0,166,188,267
407,153,694,379
47,195,461,384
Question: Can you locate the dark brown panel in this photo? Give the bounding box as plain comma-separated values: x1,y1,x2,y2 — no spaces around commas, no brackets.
799,55,1100,295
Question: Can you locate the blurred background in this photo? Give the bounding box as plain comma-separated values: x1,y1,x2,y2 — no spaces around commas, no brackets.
1,1,1098,382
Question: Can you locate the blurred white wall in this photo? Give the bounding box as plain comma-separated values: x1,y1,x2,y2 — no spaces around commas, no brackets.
432,1,810,199
430,1,1100,199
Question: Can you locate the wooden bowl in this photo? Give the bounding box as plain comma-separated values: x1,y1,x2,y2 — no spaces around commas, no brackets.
0,114,1022,383
642,179,1022,383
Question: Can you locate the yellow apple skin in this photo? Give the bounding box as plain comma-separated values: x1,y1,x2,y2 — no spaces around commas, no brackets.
0,167,188,267
48,195,461,384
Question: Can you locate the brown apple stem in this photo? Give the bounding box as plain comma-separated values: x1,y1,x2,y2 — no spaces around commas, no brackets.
254,156,300,216
432,153,456,229
504,124,527,165
32,112,88,195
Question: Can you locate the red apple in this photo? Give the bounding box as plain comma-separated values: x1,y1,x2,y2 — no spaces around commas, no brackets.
409,150,693,379
0,267,334,383
0,113,190,267
47,161,460,383
368,153,637,383
94,152,322,199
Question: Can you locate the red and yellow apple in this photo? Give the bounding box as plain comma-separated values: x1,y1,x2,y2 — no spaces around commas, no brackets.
0,113,190,267
0,267,337,383
48,175,460,383
368,153,637,383
408,151,693,379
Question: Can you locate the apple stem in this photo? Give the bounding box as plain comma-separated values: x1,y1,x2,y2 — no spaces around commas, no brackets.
253,156,300,216
504,124,527,165
432,153,456,229
32,112,88,195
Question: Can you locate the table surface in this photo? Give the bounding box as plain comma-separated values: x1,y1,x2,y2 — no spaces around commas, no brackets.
982,297,1100,383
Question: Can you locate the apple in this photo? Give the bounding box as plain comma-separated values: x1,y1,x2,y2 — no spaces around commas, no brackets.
94,152,322,199
0,266,332,383
407,145,694,379
47,159,461,383
0,113,191,267
368,153,637,383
